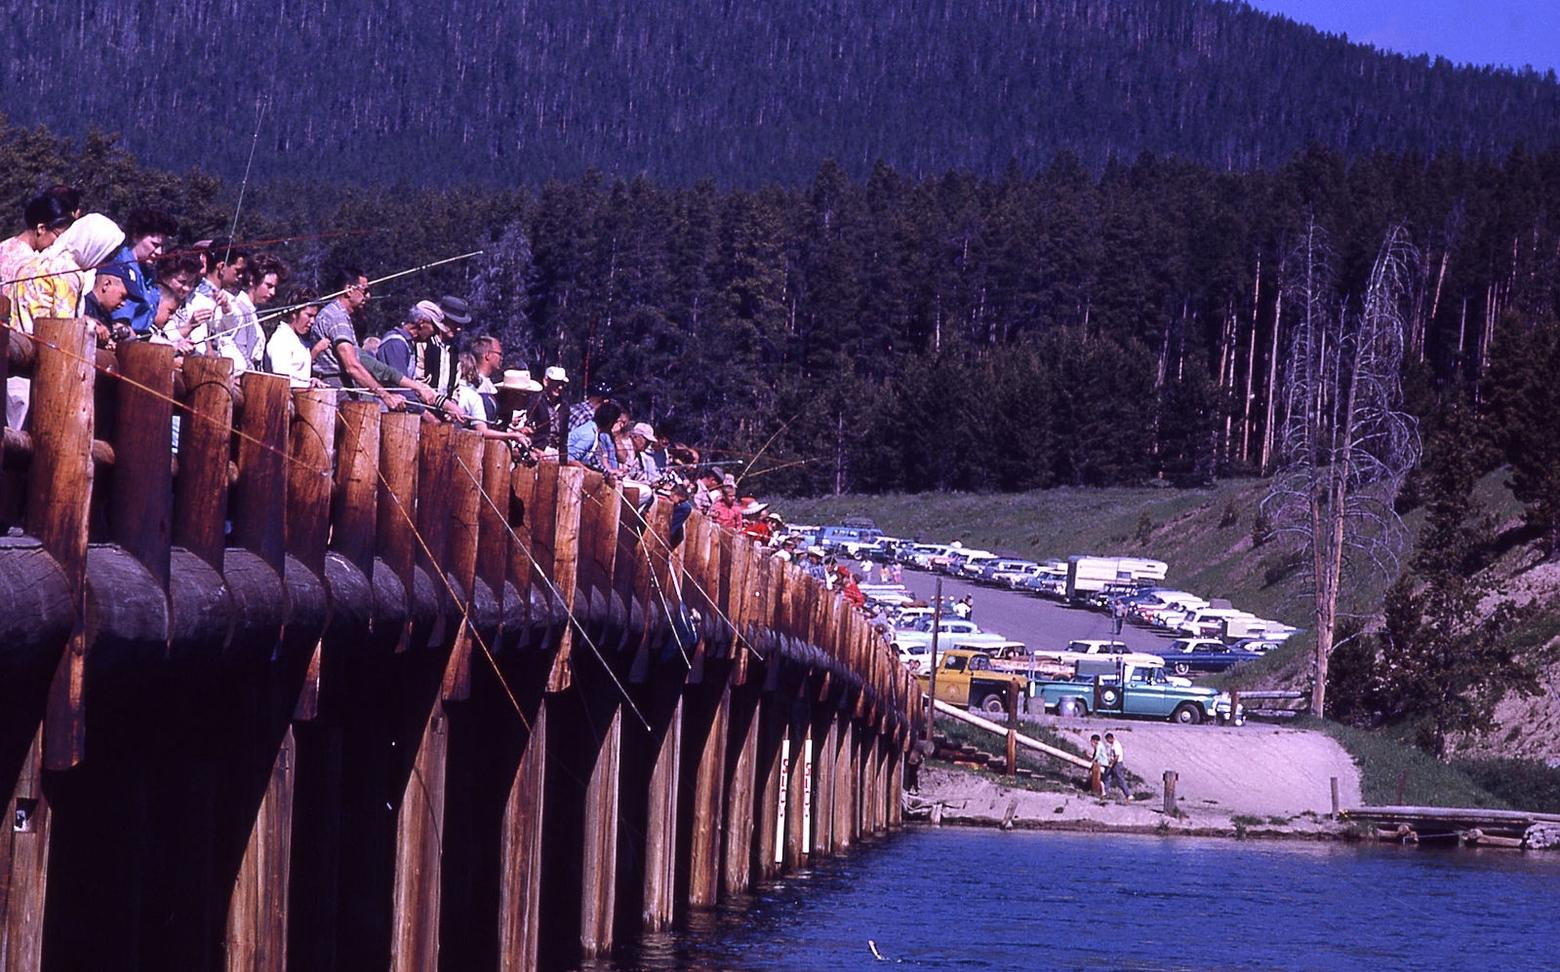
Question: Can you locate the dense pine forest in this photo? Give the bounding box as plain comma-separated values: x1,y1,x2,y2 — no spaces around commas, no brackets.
3,0,1559,185
6,119,1557,503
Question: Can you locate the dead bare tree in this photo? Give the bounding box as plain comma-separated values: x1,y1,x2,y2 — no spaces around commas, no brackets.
1263,220,1422,718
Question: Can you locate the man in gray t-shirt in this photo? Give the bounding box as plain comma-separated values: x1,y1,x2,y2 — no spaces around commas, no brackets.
308,268,404,411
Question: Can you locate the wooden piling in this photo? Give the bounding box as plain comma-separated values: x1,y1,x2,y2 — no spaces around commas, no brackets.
224,371,298,972
1006,681,1019,777
686,665,731,908
109,342,175,587
2,318,96,972
1163,770,1178,815
172,355,235,569
722,678,761,896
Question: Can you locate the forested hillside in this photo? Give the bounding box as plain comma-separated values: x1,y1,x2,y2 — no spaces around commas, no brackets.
3,0,1559,185
7,118,1557,505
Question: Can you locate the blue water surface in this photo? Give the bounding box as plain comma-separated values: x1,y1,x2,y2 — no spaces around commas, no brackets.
598,827,1560,971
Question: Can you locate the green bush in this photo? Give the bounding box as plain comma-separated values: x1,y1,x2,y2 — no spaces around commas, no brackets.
1308,718,1508,808
1450,758,1560,813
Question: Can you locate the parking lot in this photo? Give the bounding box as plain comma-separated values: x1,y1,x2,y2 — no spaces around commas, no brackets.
896,569,1171,653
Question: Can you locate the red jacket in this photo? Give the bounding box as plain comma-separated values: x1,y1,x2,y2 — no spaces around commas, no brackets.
841,578,865,608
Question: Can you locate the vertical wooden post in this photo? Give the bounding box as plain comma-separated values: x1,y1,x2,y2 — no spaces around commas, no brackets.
721,680,760,896
390,422,466,972
442,428,484,701
1163,770,1179,816
783,690,809,869
1006,681,1019,777
497,464,547,972
375,412,421,654
173,355,235,569
578,699,621,956
810,710,837,858
111,342,176,587
1330,777,1341,820
640,672,683,931
686,669,730,908
833,716,854,854
545,465,584,693
330,401,381,576
2,318,95,972
224,371,295,972
925,576,942,745
577,474,623,959
752,674,788,882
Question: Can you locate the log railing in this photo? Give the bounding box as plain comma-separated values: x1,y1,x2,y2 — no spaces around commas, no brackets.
0,314,921,971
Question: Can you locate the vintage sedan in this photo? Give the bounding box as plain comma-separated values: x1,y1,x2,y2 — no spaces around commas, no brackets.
1159,638,1263,675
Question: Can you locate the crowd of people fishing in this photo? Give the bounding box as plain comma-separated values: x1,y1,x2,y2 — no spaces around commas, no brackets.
0,185,873,600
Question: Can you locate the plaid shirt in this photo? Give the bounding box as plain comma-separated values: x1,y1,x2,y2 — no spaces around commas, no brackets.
569,399,595,433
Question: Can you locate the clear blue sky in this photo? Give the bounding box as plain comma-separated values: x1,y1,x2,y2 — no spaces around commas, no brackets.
1246,1,1560,74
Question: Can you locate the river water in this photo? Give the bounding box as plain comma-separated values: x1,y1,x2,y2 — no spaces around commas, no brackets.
591,827,1560,971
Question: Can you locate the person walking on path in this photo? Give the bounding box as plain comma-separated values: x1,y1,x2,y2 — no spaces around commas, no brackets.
1088,733,1107,796
1104,732,1132,801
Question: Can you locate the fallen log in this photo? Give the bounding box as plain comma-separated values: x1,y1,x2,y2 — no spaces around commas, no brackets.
931,699,1091,769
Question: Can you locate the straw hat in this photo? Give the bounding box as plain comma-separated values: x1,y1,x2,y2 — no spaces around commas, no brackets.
498,369,543,392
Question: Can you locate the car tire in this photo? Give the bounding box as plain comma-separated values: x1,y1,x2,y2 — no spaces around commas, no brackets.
1099,687,1121,708
1172,703,1202,725
1173,661,1191,675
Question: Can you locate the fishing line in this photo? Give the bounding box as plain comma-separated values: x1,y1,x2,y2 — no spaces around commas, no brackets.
223,97,268,269
454,452,653,732
254,250,484,326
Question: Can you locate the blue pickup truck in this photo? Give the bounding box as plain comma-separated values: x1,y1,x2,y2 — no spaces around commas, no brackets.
1033,658,1243,725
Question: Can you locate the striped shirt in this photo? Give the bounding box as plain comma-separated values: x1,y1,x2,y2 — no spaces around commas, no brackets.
308,300,359,385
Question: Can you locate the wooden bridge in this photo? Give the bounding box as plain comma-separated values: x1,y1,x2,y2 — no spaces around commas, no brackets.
0,315,921,970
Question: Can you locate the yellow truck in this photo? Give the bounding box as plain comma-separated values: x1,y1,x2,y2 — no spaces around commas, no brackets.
913,648,1029,715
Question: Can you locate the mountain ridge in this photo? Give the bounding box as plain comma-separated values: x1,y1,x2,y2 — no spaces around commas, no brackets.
3,0,1558,186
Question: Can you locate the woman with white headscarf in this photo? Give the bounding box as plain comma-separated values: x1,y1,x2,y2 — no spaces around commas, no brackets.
6,212,125,334
5,212,124,430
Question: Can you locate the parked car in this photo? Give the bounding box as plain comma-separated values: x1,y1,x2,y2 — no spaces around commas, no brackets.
1160,638,1264,675
976,559,1033,585
1065,639,1131,654
1177,608,1253,638
1229,638,1285,654
956,553,1002,579
989,561,1042,588
1020,572,1066,599
890,617,1007,652
901,544,953,568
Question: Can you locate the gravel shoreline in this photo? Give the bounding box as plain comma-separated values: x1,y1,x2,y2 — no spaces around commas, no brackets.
910,764,1357,841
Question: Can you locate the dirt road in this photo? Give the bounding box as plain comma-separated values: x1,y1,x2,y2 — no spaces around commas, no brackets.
1047,717,1361,817
914,714,1362,837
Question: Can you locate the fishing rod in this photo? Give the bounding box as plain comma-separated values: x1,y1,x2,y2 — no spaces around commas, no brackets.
222,96,268,269
255,249,485,325
737,411,800,487
0,228,384,290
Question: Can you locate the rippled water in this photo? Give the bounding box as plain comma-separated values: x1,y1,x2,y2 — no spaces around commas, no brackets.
589,827,1560,971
